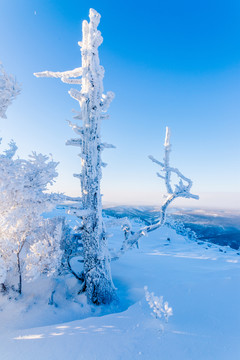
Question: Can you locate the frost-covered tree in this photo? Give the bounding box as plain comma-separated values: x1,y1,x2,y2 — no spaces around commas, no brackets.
0,62,20,119
113,127,199,258
34,9,115,304
0,147,62,294
149,126,199,224
0,61,63,295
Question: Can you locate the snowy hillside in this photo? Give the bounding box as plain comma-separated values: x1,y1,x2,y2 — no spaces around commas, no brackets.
1,4,239,360
1,216,240,360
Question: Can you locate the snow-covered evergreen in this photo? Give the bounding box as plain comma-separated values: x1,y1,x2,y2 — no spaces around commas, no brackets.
34,9,115,304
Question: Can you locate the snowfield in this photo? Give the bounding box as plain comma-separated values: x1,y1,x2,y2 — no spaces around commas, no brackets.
1,222,240,360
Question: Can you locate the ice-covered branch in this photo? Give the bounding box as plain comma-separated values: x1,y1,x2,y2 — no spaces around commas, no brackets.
99,142,116,150
61,77,82,85
72,110,83,120
34,67,83,80
63,195,82,202
100,91,115,112
65,138,83,147
67,120,84,136
100,113,110,120
73,173,82,179
66,208,92,218
68,88,87,103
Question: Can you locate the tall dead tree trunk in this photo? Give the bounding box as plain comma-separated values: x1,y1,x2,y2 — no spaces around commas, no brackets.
34,9,115,304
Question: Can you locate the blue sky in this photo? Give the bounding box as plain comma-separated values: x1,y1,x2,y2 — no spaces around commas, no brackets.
0,0,240,209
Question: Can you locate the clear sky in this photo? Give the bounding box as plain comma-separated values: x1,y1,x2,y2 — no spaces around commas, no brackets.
0,0,240,209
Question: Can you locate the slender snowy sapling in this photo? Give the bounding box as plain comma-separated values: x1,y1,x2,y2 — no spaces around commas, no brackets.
113,127,199,258
144,286,173,322
149,127,199,224
34,9,115,304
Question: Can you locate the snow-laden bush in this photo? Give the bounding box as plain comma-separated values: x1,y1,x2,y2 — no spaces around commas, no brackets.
144,286,173,322
26,220,63,281
166,217,198,242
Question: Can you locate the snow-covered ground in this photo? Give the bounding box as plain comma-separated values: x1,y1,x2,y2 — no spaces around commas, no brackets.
1,219,240,360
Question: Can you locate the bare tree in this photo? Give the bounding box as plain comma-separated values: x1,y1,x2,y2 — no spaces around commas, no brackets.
113,126,199,259
34,9,115,304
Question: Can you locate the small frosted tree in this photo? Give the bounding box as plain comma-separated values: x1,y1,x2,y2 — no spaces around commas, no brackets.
0,61,63,295
149,126,199,225
0,148,62,294
112,127,199,258
34,9,115,304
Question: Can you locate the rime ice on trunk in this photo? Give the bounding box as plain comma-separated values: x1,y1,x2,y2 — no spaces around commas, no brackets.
34,9,115,304
79,10,115,304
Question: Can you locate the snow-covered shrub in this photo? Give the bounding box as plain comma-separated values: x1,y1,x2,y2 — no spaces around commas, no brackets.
25,219,63,281
57,217,81,276
144,286,173,322
166,218,198,242
0,62,20,119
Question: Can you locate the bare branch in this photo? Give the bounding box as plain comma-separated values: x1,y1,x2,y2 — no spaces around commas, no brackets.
68,89,86,103
65,138,83,147
34,67,83,79
99,142,116,150
100,91,115,112
66,120,84,136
